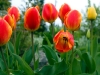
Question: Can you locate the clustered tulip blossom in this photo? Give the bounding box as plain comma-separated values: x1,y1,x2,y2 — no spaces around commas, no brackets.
53,30,74,52
8,6,20,21
3,14,16,30
64,10,82,31
24,7,41,31
59,3,71,22
42,3,58,23
0,18,12,46
87,6,97,20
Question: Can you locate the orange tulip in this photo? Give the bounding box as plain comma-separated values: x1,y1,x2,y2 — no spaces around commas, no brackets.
64,10,82,31
24,7,41,31
0,18,12,46
8,6,20,21
59,3,71,22
42,3,58,23
53,30,74,53
3,14,16,30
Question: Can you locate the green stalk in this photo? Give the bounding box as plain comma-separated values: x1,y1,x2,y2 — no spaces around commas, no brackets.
90,20,93,56
51,23,54,38
31,32,35,70
69,31,74,75
0,47,10,75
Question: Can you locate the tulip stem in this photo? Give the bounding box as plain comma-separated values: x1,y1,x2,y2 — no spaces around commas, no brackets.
31,32,35,70
90,20,93,57
69,31,74,75
0,47,10,75
51,23,54,38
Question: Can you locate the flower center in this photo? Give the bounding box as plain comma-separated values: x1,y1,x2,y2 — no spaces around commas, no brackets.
63,37,68,48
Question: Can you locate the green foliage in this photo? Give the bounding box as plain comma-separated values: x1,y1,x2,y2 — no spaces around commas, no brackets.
0,0,11,10
36,60,68,75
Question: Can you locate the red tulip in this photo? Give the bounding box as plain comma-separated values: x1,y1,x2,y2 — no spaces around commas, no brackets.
24,7,41,31
53,30,74,53
42,3,58,23
64,10,82,31
59,3,71,22
8,6,20,21
0,18,12,46
3,14,16,30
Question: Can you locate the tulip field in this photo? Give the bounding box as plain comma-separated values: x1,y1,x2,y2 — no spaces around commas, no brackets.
0,1,100,75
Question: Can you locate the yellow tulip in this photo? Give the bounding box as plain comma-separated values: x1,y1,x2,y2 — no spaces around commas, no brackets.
87,7,97,20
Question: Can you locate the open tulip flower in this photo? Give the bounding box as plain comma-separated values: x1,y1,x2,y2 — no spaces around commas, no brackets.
87,6,97,20
8,6,20,21
64,10,82,31
59,3,71,22
0,18,12,46
53,30,74,53
3,14,16,30
24,7,41,31
42,3,58,23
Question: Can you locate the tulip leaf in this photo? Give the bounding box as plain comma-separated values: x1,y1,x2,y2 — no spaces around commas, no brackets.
78,73,90,75
9,70,24,75
92,36,98,57
82,52,96,74
42,45,60,65
22,47,33,64
94,52,100,75
7,41,14,54
15,32,21,55
72,58,82,75
12,53,34,75
22,41,39,64
0,70,7,75
36,60,68,75
43,33,52,48
0,58,6,71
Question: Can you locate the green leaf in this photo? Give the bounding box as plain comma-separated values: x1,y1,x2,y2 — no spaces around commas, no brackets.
43,33,52,48
37,60,68,75
94,52,100,75
0,70,7,75
78,73,90,75
22,47,33,64
9,70,24,75
0,58,6,71
82,52,96,74
7,41,14,54
42,45,60,65
15,32,21,55
92,36,98,57
72,58,82,75
12,53,34,75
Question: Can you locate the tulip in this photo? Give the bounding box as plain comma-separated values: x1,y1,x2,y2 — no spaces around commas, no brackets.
64,10,82,31
8,6,20,21
3,14,16,30
24,7,41,31
42,3,58,23
86,29,90,39
59,3,71,22
0,18,12,46
87,7,97,20
53,30,74,53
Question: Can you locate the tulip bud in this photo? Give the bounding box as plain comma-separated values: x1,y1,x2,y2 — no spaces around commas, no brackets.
8,6,20,21
86,29,90,39
0,18,12,46
59,3,71,22
42,3,58,23
87,7,97,20
24,7,41,31
64,10,82,31
53,30,74,53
